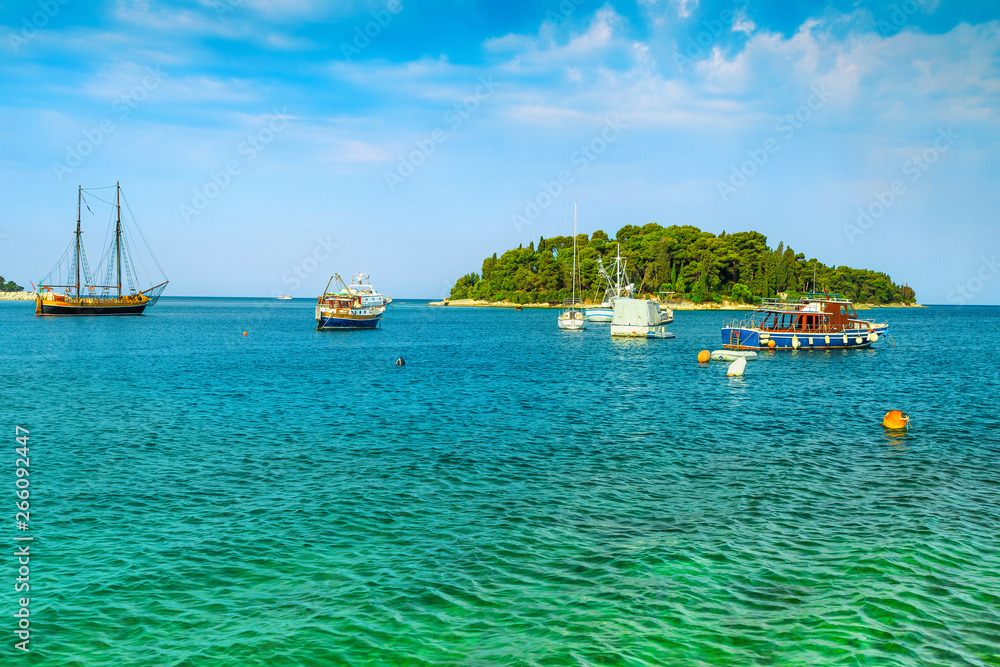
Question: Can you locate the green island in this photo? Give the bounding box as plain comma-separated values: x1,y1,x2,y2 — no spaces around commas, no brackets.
449,224,916,306
0,276,23,292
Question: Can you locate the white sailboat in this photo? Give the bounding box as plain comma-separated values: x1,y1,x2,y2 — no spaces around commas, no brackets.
557,198,587,331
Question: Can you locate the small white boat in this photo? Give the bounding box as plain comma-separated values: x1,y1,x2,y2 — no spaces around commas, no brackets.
557,306,587,330
558,199,587,331
277,294,292,300
710,350,758,362
584,304,613,322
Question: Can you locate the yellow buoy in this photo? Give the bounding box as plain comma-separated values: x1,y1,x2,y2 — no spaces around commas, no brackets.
825,335,831,345
768,340,776,348
882,410,910,429
791,335,800,349
698,350,711,363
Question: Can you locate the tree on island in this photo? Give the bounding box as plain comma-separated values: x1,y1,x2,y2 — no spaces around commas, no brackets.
449,223,916,305
0,276,23,292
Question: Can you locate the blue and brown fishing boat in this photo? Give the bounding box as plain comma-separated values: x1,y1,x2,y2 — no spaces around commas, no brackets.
315,272,391,330
36,183,167,316
722,294,888,350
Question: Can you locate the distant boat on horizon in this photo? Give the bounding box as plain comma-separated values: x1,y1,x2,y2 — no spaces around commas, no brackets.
36,183,167,316
277,294,292,299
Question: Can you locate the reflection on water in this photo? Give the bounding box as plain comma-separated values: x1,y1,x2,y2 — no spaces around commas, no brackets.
882,427,911,454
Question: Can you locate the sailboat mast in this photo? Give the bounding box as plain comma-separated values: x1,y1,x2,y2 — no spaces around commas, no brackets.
572,198,578,302
115,182,122,298
75,185,81,300
615,243,621,297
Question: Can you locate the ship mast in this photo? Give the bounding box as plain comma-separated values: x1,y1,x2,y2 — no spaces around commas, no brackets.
115,182,122,298
572,198,578,304
75,185,81,300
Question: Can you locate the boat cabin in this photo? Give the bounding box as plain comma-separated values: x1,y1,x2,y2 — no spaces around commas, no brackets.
752,296,862,334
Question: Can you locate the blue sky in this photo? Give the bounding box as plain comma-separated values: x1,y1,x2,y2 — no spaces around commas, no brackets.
1,0,998,302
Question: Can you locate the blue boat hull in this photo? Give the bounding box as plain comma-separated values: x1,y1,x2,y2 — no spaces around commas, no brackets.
585,307,613,322
722,326,888,350
317,315,381,330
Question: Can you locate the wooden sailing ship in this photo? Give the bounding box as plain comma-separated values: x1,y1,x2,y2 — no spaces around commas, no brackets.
36,183,167,316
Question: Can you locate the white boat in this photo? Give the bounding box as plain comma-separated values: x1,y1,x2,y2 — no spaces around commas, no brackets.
585,244,633,322
710,349,758,362
557,306,586,330
558,199,587,331
277,294,292,300
610,298,673,338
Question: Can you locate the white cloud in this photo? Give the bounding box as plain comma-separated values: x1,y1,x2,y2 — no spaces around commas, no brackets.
732,8,755,34
676,0,698,20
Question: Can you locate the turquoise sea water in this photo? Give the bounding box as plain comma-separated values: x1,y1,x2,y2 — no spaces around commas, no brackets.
2,298,1000,666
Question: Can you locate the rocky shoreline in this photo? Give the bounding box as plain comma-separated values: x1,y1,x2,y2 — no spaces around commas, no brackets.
0,291,37,301
428,298,923,310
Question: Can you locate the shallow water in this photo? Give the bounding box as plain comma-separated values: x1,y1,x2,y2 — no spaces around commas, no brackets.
2,299,999,665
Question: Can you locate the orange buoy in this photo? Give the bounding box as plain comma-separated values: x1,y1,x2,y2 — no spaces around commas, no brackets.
768,340,776,348
697,350,711,363
242,331,247,336
882,410,910,429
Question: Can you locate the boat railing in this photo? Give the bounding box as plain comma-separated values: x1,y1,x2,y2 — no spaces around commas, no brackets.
758,295,854,311
724,317,757,330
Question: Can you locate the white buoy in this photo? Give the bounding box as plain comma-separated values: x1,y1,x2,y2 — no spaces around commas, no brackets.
808,337,814,346
842,334,849,345
727,356,747,377
791,335,800,349
868,332,879,343
856,336,863,345
825,335,831,345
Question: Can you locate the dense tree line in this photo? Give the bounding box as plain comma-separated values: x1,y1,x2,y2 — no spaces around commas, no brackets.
449,224,916,305
0,276,23,292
